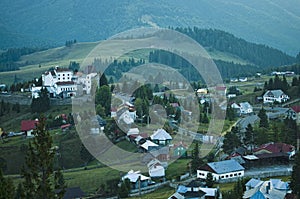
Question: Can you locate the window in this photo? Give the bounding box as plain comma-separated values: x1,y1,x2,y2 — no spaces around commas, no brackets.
225,175,228,178
234,173,237,176
230,174,233,177
238,173,241,175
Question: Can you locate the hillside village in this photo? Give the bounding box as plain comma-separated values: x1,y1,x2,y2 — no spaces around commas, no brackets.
0,63,300,199
1,0,300,198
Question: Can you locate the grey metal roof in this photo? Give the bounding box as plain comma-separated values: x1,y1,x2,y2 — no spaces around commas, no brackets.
237,115,260,132
263,89,285,98
245,178,263,188
240,102,252,110
207,160,244,174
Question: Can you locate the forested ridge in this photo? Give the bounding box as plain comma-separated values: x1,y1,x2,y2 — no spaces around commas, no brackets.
174,27,296,67
1,27,298,81
0,47,43,72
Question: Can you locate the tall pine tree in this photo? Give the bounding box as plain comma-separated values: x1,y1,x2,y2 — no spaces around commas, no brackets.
290,152,300,197
190,142,203,174
258,108,269,128
21,117,66,199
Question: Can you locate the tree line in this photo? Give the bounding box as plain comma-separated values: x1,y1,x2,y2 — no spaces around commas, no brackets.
148,49,264,80
65,39,77,47
173,27,296,67
0,100,21,117
0,47,43,72
263,75,300,99
93,57,145,80
263,75,289,92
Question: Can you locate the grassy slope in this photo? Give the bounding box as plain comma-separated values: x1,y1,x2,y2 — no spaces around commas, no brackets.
0,42,99,85
0,40,254,85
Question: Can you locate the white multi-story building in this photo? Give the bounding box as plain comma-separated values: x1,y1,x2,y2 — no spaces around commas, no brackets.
31,66,76,98
42,66,73,87
76,72,98,94
32,66,99,98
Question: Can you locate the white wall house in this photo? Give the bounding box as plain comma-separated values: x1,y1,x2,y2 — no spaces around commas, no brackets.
147,159,165,178
197,160,245,181
231,102,253,115
263,89,289,103
150,129,172,146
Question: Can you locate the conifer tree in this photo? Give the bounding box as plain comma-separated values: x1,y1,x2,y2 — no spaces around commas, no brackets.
205,172,214,188
290,152,300,197
258,108,269,128
190,142,203,173
21,117,66,199
99,73,108,87
0,169,15,199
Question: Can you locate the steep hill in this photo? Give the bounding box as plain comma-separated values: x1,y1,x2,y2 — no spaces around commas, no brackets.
0,0,300,55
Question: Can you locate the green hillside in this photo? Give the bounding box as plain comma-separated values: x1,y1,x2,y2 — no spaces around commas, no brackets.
0,26,297,85
0,0,300,55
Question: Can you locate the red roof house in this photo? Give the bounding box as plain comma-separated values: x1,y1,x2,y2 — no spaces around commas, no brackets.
253,142,295,160
21,120,38,137
21,120,38,131
291,106,300,113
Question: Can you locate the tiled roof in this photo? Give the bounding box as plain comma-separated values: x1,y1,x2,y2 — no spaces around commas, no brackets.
56,67,72,72
21,120,38,131
291,105,300,113
254,142,295,154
